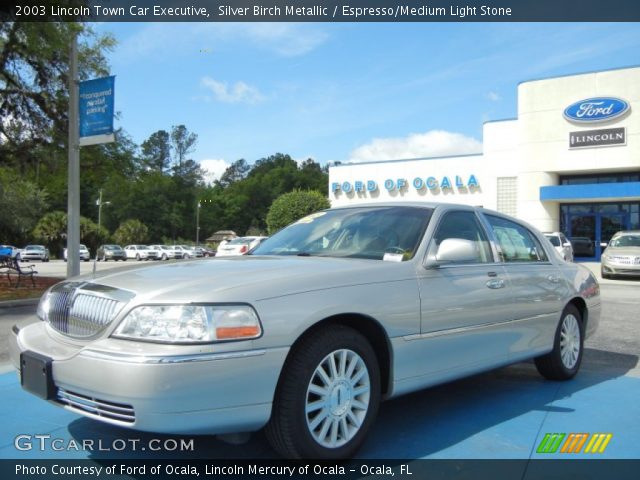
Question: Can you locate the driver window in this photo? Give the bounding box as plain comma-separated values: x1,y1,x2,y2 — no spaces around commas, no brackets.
430,211,493,263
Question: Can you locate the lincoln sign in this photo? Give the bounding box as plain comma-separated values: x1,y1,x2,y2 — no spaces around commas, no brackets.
569,127,626,149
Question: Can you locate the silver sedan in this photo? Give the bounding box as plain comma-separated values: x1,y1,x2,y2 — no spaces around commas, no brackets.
601,230,640,278
10,203,600,459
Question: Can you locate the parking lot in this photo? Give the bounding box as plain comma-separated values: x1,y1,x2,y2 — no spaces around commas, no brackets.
0,271,638,462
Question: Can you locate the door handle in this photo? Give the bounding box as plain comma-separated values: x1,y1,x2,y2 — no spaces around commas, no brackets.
486,279,505,289
547,275,560,283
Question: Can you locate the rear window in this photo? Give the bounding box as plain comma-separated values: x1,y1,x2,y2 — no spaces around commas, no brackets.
545,235,561,247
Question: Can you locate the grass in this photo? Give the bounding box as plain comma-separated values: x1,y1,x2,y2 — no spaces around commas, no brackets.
0,275,61,301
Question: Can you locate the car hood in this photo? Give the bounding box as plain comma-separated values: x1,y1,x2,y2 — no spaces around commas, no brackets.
604,247,640,256
73,255,414,304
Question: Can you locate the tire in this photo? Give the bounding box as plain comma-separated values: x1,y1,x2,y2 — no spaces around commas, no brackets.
266,325,381,459
535,304,584,380
136,254,141,261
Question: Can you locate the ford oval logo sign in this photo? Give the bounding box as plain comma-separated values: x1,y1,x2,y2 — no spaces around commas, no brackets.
564,97,629,123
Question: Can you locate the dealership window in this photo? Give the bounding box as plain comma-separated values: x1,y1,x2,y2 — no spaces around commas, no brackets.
496,177,517,217
560,172,640,185
485,215,548,263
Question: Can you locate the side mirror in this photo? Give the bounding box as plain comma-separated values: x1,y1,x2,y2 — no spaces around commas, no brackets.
600,242,608,248
425,238,478,268
563,242,572,247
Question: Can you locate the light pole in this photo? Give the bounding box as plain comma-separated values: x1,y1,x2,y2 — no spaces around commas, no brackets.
196,201,201,246
93,189,111,274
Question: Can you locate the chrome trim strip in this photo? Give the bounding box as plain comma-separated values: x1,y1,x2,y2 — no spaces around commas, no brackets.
403,313,551,341
79,348,267,364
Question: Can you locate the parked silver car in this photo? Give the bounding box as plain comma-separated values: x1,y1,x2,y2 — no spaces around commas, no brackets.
601,230,640,279
10,203,600,459
20,245,50,262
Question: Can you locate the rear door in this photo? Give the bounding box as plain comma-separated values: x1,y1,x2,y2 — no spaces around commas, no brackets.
482,214,569,359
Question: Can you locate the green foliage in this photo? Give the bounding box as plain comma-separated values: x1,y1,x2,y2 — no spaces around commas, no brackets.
113,219,149,245
140,130,171,174
266,190,330,235
0,22,115,172
32,210,101,258
0,167,49,244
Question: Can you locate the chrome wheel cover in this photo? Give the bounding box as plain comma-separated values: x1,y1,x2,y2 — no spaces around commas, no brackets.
305,349,370,449
560,314,581,369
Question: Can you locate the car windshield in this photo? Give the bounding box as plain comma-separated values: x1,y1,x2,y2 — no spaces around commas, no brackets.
545,235,561,247
25,246,43,251
610,235,640,248
105,245,122,251
252,206,433,260
228,238,253,246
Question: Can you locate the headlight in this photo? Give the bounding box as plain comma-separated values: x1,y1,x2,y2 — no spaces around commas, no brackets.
112,304,262,343
37,290,52,322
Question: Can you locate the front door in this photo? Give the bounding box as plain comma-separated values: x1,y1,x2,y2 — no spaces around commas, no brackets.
415,210,514,374
568,214,596,260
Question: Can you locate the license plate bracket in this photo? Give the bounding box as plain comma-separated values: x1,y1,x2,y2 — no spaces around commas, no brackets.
20,351,56,400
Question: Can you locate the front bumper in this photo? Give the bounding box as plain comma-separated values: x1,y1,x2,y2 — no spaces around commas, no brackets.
10,321,288,435
601,262,640,277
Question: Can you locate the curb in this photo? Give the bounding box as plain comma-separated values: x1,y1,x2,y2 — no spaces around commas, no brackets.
0,298,40,309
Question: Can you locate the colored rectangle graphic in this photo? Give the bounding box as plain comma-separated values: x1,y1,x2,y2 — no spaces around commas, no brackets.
537,433,613,454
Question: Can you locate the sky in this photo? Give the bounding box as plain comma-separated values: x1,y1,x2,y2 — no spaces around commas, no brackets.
94,22,640,182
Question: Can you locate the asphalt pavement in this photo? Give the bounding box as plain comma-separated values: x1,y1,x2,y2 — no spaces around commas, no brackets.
0,277,637,461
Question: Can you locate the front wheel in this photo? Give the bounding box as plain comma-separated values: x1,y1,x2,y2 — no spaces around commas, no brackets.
535,304,584,380
266,325,380,459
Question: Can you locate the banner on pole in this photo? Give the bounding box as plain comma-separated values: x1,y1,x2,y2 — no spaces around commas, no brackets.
79,76,115,146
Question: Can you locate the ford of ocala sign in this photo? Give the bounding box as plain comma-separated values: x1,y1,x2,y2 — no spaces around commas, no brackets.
563,97,629,124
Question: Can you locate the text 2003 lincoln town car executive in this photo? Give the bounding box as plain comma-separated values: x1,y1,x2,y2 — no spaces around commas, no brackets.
10,203,600,458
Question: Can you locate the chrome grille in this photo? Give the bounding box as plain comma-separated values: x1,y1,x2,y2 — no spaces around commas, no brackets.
57,388,135,423
45,283,133,338
609,256,632,265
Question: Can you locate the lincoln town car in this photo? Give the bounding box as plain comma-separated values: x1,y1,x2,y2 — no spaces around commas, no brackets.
10,203,600,458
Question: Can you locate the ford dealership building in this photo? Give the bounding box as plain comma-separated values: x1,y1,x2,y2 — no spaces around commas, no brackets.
328,66,640,261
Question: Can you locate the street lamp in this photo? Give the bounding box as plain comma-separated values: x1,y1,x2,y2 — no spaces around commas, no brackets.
196,201,201,246
93,189,111,274
97,189,111,233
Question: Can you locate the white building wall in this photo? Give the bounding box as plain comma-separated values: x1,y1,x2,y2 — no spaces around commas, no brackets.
328,66,640,233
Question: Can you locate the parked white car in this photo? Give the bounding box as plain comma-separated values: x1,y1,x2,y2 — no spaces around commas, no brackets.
216,236,268,256
544,232,574,261
124,245,159,261
149,245,180,260
63,244,90,262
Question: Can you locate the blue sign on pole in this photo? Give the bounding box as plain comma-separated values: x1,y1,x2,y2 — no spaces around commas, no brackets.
79,76,115,146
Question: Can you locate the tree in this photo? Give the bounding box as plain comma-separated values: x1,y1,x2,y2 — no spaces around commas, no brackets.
266,190,330,234
113,219,149,245
0,22,115,173
170,124,197,170
0,167,48,244
32,210,101,257
140,130,171,174
216,159,250,188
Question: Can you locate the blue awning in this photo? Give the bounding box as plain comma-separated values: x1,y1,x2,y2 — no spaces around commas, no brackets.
540,182,640,201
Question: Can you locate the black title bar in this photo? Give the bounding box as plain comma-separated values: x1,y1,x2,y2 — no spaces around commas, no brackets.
3,0,640,22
